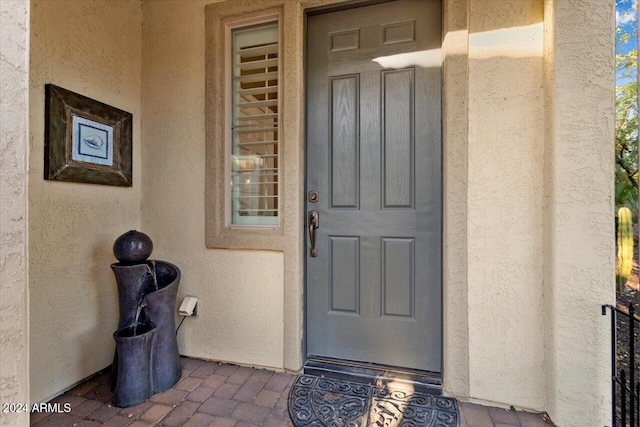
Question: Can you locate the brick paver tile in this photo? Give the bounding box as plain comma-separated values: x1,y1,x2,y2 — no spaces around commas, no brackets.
87,404,121,423
249,369,274,383
263,373,292,393
517,411,548,426
263,417,293,427
202,374,227,390
149,388,188,406
139,404,172,423
208,417,238,427
51,393,87,409
32,413,82,427
215,364,239,377
231,402,271,424
488,407,521,425
234,422,260,427
191,362,220,379
183,358,207,371
188,385,217,403
459,402,493,427
254,389,280,407
67,381,99,397
176,377,204,392
30,412,51,425
494,423,522,427
76,421,102,427
213,383,241,399
269,397,289,419
85,384,114,403
199,397,239,417
118,401,153,419
227,367,255,385
93,370,111,385
70,399,104,418
128,421,154,427
181,412,215,427
234,380,265,403
161,400,202,427
102,415,135,427
182,370,194,379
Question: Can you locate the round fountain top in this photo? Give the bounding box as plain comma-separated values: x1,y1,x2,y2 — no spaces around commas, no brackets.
114,230,153,263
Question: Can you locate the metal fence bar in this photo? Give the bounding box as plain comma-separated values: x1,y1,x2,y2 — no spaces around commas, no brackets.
623,370,628,427
631,304,636,427
603,303,638,427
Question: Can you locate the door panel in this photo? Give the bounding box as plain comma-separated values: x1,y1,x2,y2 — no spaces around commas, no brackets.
306,0,442,373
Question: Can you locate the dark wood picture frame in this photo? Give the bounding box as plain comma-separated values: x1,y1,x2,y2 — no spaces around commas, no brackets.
45,84,132,186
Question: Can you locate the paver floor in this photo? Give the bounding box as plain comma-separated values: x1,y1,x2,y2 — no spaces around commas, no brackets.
31,357,552,427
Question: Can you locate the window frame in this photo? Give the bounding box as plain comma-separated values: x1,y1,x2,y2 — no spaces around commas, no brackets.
206,5,288,251
225,16,282,229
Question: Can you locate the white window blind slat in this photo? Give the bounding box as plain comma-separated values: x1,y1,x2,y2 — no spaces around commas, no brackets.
232,71,278,83
238,58,278,70
238,86,278,97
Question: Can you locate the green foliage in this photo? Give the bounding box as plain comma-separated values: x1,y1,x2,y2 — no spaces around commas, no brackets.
617,207,634,291
616,179,638,222
615,0,638,224
615,80,638,191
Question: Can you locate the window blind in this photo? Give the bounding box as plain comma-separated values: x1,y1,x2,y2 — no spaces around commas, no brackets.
230,22,279,226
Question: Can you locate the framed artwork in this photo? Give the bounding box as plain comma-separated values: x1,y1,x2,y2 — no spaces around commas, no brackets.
45,84,132,186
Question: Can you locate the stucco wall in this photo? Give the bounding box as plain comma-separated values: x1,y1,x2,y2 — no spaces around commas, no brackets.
29,0,142,403
0,1,30,425
466,0,546,410
543,0,615,425
442,0,470,399
141,0,286,370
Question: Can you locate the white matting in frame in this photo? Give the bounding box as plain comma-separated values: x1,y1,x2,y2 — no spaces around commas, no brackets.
71,115,114,167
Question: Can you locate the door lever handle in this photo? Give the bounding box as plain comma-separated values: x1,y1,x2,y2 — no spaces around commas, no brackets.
308,210,319,257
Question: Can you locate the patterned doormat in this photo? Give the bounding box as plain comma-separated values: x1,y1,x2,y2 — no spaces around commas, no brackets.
288,374,459,427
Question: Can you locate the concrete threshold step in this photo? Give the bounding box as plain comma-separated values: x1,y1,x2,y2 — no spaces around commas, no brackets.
303,356,442,395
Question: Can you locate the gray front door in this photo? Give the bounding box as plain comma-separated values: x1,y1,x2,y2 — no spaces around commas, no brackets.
306,0,442,373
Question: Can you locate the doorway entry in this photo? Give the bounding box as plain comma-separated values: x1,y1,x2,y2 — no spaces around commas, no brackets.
305,0,443,374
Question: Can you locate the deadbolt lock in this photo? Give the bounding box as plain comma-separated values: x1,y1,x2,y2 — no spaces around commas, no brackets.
308,190,319,203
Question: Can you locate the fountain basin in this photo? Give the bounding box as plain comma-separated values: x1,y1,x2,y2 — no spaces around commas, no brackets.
112,321,156,408
144,261,181,393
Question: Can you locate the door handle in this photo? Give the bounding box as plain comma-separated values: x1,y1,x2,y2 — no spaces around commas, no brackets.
308,210,319,257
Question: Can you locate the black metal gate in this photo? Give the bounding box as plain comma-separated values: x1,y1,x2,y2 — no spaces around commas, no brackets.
603,303,639,426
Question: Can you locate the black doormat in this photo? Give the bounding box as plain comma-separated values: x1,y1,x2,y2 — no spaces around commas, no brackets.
288,374,459,427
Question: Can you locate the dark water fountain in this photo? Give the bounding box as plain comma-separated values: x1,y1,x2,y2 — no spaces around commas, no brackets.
110,230,182,408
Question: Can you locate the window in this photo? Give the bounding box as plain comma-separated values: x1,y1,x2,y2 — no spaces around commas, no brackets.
228,21,280,227
206,6,291,250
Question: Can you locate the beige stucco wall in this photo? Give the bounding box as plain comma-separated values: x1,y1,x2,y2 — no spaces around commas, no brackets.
543,0,615,425
141,0,286,370
28,0,143,403
442,0,469,400
1,1,30,425
466,0,546,410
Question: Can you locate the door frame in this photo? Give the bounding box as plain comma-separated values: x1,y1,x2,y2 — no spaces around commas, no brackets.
302,0,445,375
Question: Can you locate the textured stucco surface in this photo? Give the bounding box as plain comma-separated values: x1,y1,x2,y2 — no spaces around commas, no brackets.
28,0,142,403
466,0,546,411
543,0,615,425
142,0,287,370
0,1,30,425
442,0,469,399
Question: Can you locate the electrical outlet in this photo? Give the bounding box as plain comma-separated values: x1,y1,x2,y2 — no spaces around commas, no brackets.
179,296,198,316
